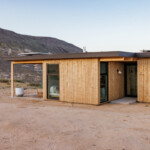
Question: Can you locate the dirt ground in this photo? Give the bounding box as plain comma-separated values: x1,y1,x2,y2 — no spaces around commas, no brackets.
0,89,150,150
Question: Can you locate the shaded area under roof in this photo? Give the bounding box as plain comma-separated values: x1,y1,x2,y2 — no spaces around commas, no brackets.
4,51,138,61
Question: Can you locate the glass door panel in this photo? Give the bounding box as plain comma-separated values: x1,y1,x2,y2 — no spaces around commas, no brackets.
126,64,137,97
100,62,108,103
47,64,59,100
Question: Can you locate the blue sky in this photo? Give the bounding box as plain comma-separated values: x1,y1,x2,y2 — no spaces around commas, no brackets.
0,0,150,52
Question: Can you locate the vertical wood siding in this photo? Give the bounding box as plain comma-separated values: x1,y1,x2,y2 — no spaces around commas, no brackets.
138,59,150,102
43,62,47,100
44,59,100,105
11,62,14,97
108,62,125,101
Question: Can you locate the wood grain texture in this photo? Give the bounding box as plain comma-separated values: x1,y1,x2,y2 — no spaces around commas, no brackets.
44,59,100,105
42,62,47,100
11,62,14,97
13,61,43,64
138,59,150,102
108,62,125,101
99,57,137,62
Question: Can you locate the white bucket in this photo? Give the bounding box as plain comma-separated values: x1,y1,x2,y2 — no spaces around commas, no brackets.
15,88,24,97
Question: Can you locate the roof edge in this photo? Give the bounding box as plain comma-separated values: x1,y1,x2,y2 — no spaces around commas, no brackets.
4,51,138,61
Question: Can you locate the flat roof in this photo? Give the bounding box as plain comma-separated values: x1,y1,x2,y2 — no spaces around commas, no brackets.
4,51,136,61
4,51,150,61
135,52,150,58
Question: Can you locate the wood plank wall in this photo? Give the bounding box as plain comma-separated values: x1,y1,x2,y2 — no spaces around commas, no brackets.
43,62,47,100
43,59,100,105
108,62,125,101
11,62,14,97
138,59,150,102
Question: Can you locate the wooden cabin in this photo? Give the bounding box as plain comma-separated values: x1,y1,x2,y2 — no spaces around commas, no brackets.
6,51,150,105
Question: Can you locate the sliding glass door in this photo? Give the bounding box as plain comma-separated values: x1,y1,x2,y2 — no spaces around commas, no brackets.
100,62,108,103
47,64,59,100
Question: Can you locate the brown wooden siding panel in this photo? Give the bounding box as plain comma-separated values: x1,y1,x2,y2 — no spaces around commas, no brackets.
138,59,150,102
11,62,14,97
43,62,47,99
137,59,144,101
108,62,125,101
44,59,99,105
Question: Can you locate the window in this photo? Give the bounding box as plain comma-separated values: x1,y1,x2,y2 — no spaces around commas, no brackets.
47,64,59,100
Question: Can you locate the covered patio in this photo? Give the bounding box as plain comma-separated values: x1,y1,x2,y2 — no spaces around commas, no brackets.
11,60,44,99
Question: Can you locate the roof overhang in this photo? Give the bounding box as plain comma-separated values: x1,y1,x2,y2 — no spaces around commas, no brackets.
4,51,137,61
135,52,150,58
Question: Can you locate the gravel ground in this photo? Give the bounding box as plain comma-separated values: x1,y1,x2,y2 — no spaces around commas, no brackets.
0,88,150,150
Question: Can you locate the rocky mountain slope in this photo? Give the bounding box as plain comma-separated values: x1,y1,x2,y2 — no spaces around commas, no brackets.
0,28,82,83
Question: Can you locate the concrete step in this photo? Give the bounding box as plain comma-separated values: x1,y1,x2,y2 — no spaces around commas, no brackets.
111,97,137,104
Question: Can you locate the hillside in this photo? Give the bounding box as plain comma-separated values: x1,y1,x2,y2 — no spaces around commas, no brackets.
0,28,82,83
0,28,82,57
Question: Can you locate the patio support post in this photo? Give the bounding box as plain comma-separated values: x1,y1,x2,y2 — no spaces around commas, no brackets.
43,62,47,100
11,62,14,97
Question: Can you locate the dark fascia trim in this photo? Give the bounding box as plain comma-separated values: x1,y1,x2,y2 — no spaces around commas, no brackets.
4,51,137,61
118,51,136,57
135,52,150,58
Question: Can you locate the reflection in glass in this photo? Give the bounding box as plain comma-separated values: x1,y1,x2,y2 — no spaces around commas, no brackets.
47,64,59,100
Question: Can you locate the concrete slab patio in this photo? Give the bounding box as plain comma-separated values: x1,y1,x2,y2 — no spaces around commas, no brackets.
110,97,137,104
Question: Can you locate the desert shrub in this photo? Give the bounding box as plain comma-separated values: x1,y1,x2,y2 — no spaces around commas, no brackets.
0,78,9,83
28,83,42,89
14,79,25,83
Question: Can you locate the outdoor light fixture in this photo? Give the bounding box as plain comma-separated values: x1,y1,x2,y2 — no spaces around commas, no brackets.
117,69,122,75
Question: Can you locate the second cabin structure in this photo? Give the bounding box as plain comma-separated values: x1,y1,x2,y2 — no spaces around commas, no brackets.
6,51,150,105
